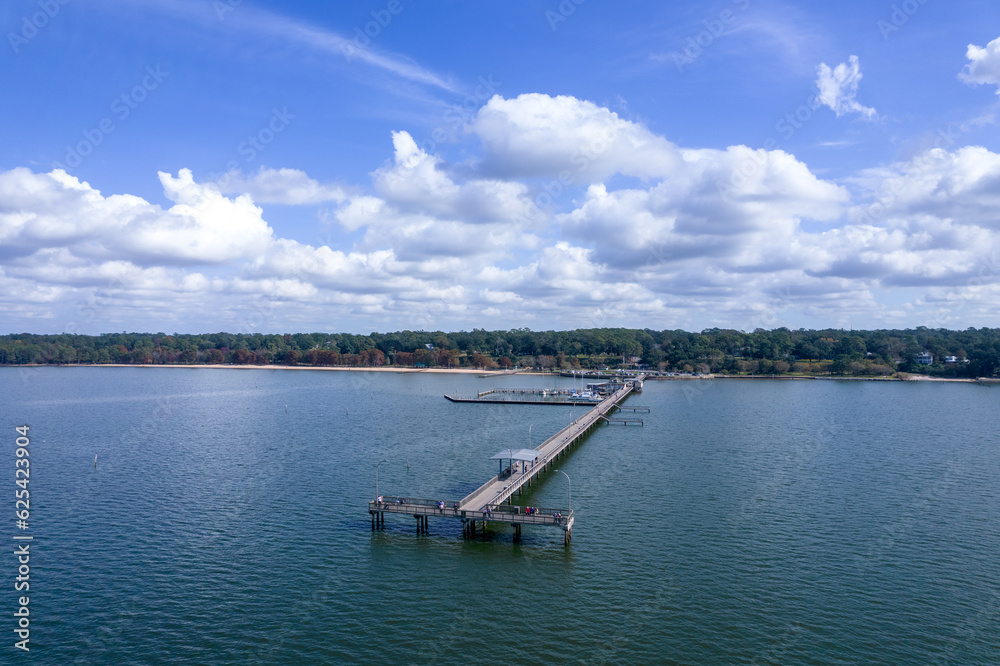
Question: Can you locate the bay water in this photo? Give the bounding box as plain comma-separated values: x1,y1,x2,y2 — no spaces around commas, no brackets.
2,368,998,663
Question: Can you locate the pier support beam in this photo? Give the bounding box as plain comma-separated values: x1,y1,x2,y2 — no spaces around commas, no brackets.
415,515,428,533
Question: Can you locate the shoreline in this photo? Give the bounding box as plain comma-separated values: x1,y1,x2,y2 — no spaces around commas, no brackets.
2,363,558,376
2,364,996,383
5,363,502,374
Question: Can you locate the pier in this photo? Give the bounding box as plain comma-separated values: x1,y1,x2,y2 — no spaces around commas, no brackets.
444,381,633,407
369,378,643,544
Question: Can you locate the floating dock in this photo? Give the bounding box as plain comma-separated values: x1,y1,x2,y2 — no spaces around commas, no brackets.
444,385,626,406
369,378,643,545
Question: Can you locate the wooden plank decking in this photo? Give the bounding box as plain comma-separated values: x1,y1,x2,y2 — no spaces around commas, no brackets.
368,378,643,544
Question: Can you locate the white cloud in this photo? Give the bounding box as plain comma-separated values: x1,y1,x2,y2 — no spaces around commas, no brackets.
6,96,1000,333
216,167,347,205
142,0,457,93
469,93,682,182
372,131,532,224
959,36,1000,93
327,131,543,261
816,55,878,119
850,146,1000,228
561,144,848,270
0,167,274,265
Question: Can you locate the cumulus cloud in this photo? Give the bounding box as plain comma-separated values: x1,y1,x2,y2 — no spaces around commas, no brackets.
816,55,878,119
959,35,1000,93
372,131,532,224
0,167,273,265
850,146,1000,228
5,95,1000,333
469,93,682,182
561,144,848,270
216,167,347,205
326,131,543,261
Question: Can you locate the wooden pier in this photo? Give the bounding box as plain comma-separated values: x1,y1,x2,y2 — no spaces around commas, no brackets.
443,386,610,407
606,416,643,426
444,395,603,406
369,379,642,545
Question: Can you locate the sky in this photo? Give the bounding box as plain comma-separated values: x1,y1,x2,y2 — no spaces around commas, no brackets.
2,0,1000,335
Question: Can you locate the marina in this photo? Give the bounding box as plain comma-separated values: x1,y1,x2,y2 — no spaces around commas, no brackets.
443,378,640,406
370,377,644,544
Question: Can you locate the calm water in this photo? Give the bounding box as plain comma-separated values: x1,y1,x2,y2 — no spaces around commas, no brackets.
2,368,998,664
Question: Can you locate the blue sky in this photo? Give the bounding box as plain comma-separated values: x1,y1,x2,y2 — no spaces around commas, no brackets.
2,0,1000,335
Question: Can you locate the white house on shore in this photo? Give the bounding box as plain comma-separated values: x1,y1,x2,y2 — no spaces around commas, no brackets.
916,351,934,365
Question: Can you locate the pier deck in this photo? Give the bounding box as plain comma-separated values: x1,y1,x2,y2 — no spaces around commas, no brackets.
444,387,608,407
369,379,641,544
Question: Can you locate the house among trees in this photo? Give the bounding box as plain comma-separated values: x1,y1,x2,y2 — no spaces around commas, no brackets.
2,327,999,378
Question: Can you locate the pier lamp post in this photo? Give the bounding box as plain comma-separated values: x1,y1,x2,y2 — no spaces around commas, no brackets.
375,459,389,501
554,469,571,512
528,424,533,449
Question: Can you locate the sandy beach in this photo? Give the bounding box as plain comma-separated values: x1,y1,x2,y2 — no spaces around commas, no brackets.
26,363,526,375
8,365,994,382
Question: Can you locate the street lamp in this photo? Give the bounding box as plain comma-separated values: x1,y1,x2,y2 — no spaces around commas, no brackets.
554,469,571,512
375,459,388,501
528,423,533,449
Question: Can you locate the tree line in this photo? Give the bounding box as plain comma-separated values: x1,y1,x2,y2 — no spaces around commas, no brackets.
1,327,999,377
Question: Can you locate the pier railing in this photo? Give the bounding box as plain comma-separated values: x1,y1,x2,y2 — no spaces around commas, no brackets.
484,384,632,508
372,377,640,540
486,504,573,526
369,496,571,525
371,496,463,515
460,474,502,508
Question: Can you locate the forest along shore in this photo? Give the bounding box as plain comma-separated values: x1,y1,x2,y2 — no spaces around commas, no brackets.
7,365,998,383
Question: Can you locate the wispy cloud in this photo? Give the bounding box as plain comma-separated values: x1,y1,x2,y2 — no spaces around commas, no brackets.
816,55,878,120
128,0,457,93
258,11,458,93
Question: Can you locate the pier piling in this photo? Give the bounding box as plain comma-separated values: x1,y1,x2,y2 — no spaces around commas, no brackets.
368,376,645,545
